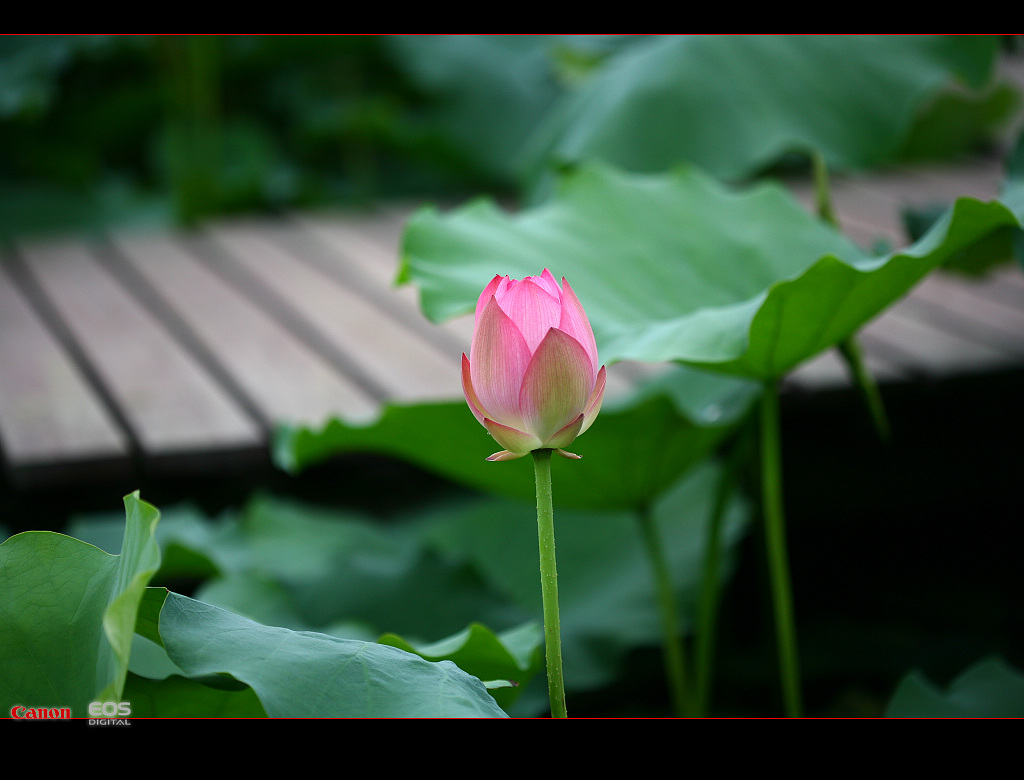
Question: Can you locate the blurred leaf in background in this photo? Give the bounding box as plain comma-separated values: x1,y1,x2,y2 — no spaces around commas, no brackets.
886,656,1024,717
516,35,1012,193
0,35,556,237
0,36,171,236
379,35,636,186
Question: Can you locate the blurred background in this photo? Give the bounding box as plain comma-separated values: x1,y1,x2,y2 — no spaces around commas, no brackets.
0,35,575,237
4,35,1020,238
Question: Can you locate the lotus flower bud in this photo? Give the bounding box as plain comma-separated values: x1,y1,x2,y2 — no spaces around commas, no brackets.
462,269,606,461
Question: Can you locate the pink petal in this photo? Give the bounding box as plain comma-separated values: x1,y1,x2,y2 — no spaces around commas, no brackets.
579,365,607,435
543,413,584,450
495,277,562,354
483,418,542,454
461,353,488,425
470,296,532,430
474,275,504,325
555,449,582,459
534,269,563,299
558,277,599,374
519,327,594,443
486,449,529,462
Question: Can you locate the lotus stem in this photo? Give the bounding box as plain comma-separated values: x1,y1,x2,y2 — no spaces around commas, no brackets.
811,150,890,442
692,450,741,717
839,336,891,443
532,448,567,718
760,382,803,717
811,148,839,229
637,504,688,717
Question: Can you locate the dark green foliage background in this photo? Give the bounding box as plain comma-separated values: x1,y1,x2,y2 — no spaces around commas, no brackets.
0,35,1017,238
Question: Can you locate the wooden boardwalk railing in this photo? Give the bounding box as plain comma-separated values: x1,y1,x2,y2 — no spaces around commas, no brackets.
2,160,1024,490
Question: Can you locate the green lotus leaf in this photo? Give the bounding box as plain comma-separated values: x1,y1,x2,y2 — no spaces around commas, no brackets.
379,621,543,710
886,656,1024,717
153,591,507,718
400,161,1024,381
123,671,268,718
0,492,161,717
519,35,1005,185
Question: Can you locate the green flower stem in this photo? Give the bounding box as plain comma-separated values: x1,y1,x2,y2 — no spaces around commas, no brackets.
692,420,755,717
692,452,739,716
812,149,889,443
811,148,839,229
760,382,803,718
838,336,891,443
532,448,567,719
637,505,687,717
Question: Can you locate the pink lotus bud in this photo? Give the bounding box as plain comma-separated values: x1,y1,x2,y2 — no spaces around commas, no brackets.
462,269,606,461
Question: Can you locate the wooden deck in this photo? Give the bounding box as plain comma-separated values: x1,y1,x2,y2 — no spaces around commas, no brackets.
1,158,1024,490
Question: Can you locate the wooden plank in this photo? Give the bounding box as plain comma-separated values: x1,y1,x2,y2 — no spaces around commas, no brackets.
292,208,410,290
203,222,464,404
892,158,1005,204
860,302,1018,378
902,269,1024,359
107,231,379,428
947,264,1024,312
276,212,474,356
293,210,474,343
14,239,263,460
0,258,129,482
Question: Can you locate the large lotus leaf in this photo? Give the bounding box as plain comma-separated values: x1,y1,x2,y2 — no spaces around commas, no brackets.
400,161,1024,380
121,604,268,718
897,79,1021,164
150,591,507,718
129,585,517,717
275,362,759,509
378,621,544,711
0,492,161,716
519,35,1003,185
906,129,1024,276
885,656,1024,717
124,671,268,718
